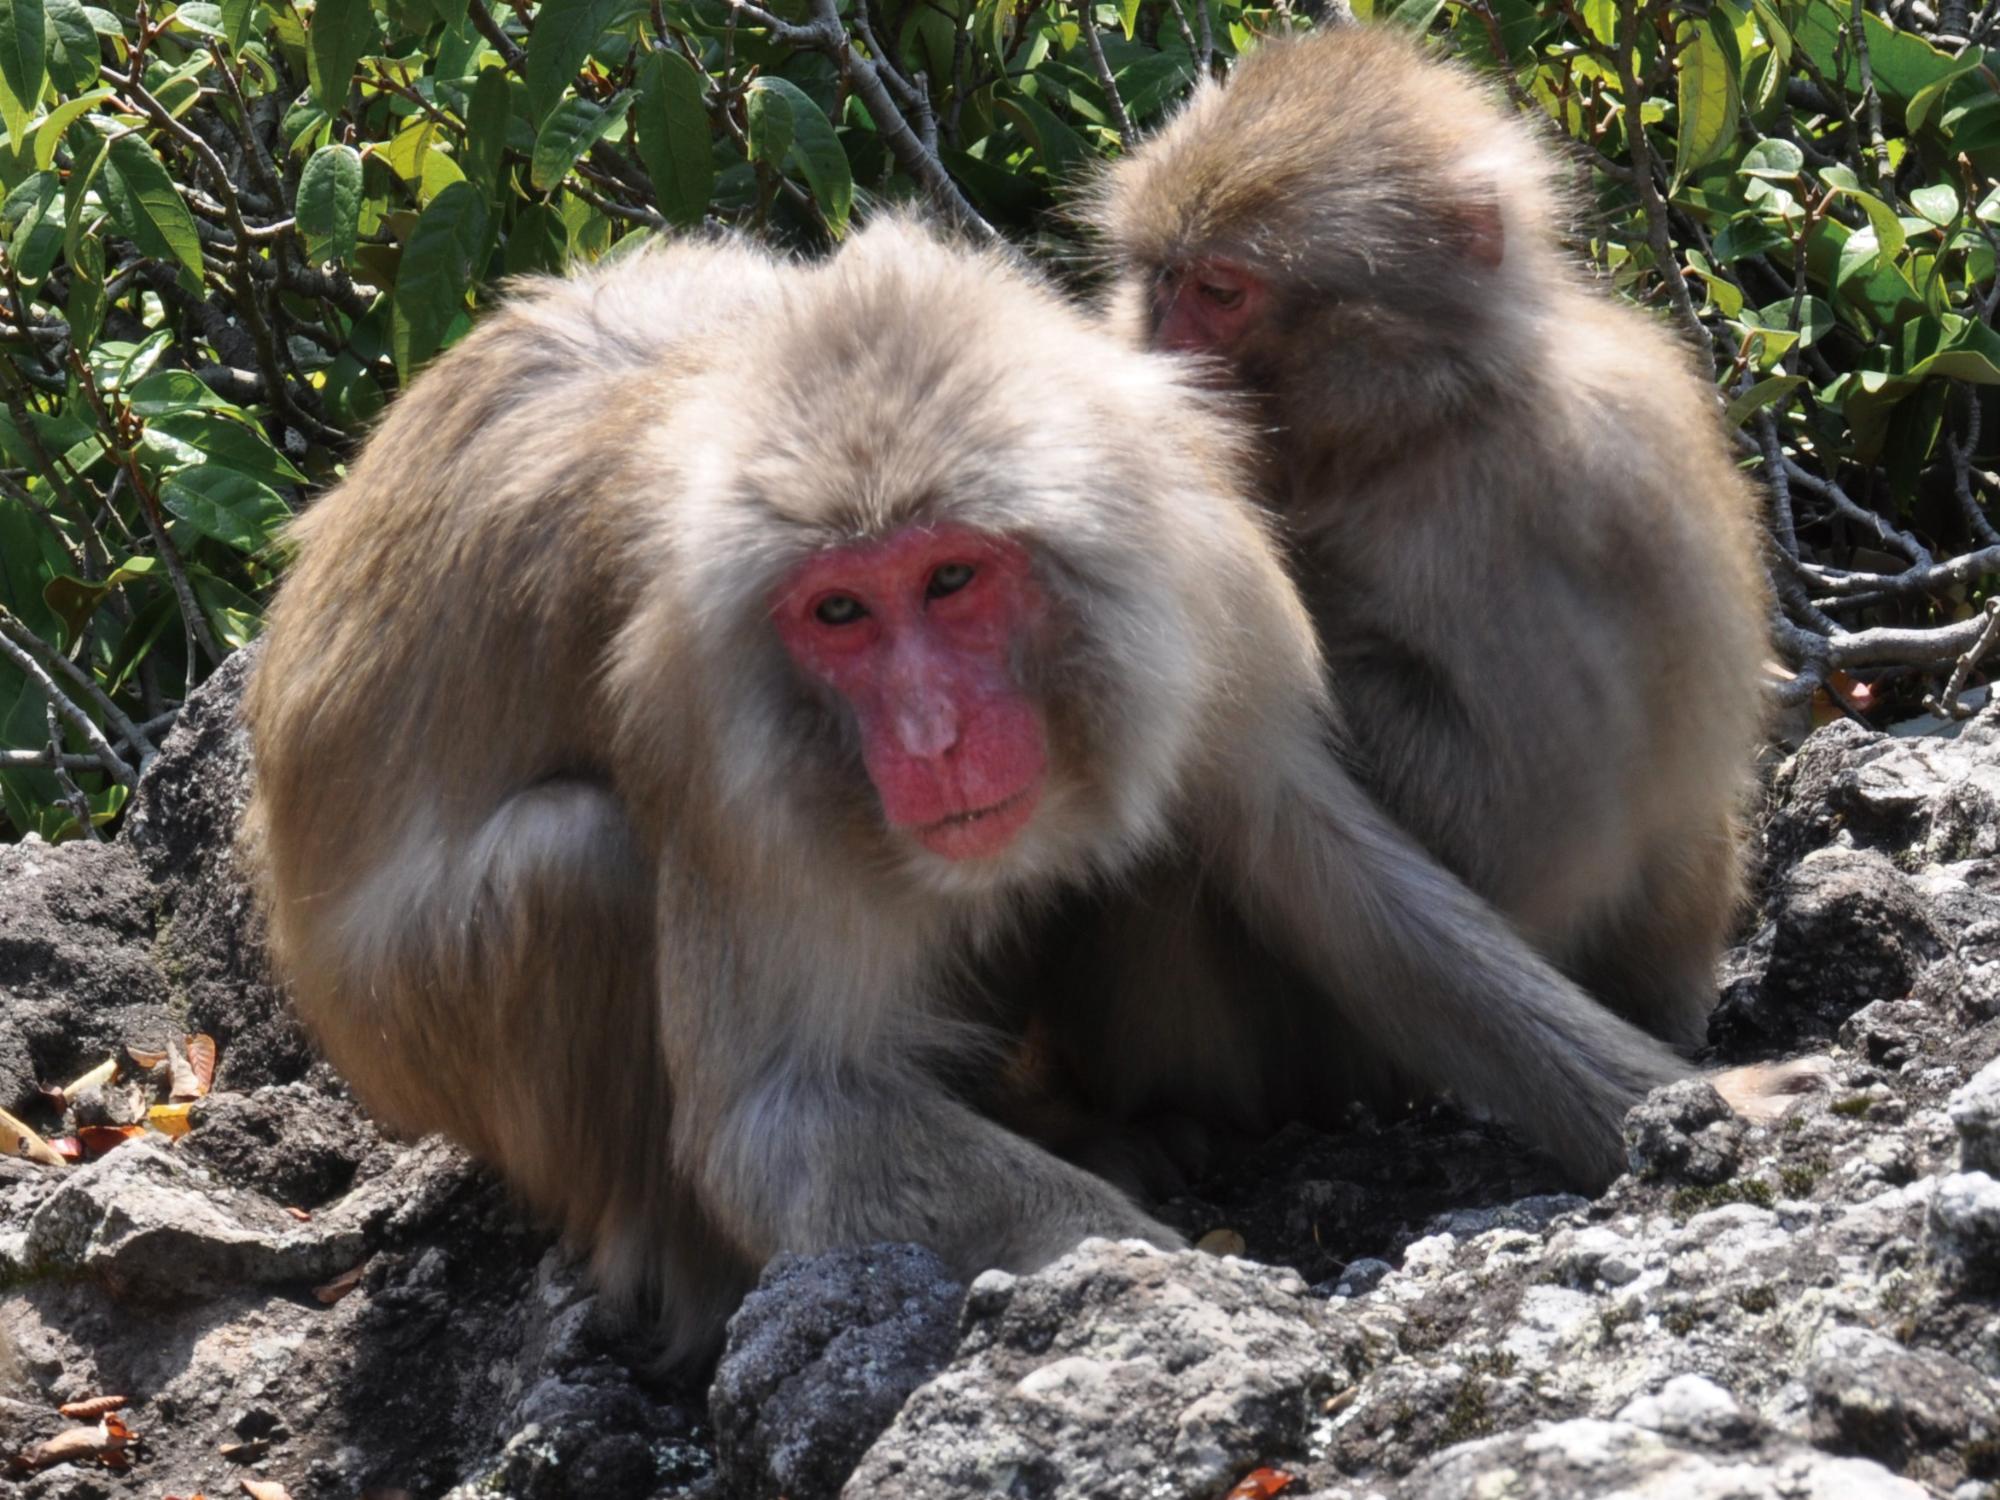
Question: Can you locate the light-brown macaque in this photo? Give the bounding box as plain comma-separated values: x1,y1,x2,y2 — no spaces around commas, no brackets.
244,219,1736,1362
1059,24,1779,1170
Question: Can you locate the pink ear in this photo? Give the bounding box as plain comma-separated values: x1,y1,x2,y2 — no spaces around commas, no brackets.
1457,197,1505,269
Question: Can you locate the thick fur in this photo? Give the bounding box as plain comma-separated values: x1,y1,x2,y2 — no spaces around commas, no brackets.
1078,26,1770,1093
244,219,1697,1361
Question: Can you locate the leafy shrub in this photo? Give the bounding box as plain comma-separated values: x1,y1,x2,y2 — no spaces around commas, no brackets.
0,0,1994,837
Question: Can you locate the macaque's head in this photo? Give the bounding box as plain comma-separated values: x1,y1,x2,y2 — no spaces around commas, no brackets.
1089,25,1563,445
769,524,1048,862
641,219,1268,892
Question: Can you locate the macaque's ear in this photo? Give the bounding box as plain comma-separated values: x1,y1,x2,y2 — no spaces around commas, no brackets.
1451,194,1505,270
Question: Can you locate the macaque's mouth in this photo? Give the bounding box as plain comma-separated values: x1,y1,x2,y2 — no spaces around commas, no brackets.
910,779,1045,860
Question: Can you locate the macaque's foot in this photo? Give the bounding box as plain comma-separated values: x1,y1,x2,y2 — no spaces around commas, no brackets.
1711,1056,1836,1123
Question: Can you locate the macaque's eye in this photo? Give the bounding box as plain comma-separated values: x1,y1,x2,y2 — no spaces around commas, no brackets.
814,594,868,626
1197,280,1246,309
926,563,976,600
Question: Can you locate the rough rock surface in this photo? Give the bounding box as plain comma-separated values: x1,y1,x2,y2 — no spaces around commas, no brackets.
2,667,1999,1499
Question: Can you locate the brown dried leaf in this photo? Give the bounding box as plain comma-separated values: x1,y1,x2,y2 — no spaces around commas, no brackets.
148,1102,195,1138
1223,1468,1296,1500
219,1438,269,1462
57,1395,128,1419
13,1415,129,1471
126,1044,168,1070
241,1479,294,1500
167,1038,203,1101
48,1136,83,1163
312,1261,369,1305
76,1124,146,1157
185,1034,217,1096
284,1206,311,1222
1194,1228,1247,1257
0,1105,67,1167
61,1057,119,1098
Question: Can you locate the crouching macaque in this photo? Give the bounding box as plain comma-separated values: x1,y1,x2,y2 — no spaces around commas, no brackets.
1081,28,1773,1082
245,220,1773,1362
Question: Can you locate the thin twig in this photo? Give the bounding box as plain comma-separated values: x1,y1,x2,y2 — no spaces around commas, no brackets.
1616,6,1706,349
1923,597,2000,718
1074,0,1134,144
0,623,135,789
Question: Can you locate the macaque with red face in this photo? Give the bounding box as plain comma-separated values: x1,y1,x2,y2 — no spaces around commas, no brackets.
245,219,1768,1362
1077,27,1774,1103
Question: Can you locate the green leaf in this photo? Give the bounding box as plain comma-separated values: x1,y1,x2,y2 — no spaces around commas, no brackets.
0,0,47,142
1673,17,1739,187
530,90,629,191
65,228,102,345
460,64,510,195
142,411,309,484
219,0,255,47
745,75,793,167
42,0,92,90
1848,190,1908,261
306,0,381,112
392,179,488,376
297,142,362,262
1117,0,1138,39
996,90,1087,180
101,132,205,287
169,0,226,35
1910,183,1959,226
633,49,710,229
502,197,566,274
159,466,292,553
127,368,238,416
3,169,61,279
745,76,850,234
1386,0,1444,29
1739,138,1802,180
189,568,261,649
1907,47,1983,131
524,0,626,123
1836,225,1887,288
29,86,108,169
1722,374,1805,428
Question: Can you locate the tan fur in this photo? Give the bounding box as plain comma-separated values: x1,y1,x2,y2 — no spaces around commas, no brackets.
1065,25,1774,1147
244,218,1704,1361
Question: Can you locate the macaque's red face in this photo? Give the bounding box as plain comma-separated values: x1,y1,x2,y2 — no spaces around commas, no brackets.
1152,258,1266,354
773,524,1048,861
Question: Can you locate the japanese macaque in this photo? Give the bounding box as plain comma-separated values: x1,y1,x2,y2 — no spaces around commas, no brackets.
244,219,1754,1363
1082,27,1772,1072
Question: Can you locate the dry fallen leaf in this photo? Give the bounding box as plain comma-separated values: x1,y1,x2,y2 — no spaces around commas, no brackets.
57,1395,128,1419
0,1105,67,1167
220,1438,269,1462
126,1044,169,1070
1194,1228,1248,1258
313,1262,369,1305
284,1206,311,1222
167,1038,203,1101
48,1135,83,1163
76,1124,147,1157
11,1413,133,1472
148,1102,196,1138
241,1478,294,1500
1223,1467,1296,1500
61,1057,119,1100
185,1034,217,1096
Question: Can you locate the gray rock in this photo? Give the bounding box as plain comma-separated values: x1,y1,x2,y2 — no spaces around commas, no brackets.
845,1241,1357,1500
1948,1057,2000,1172
21,1136,364,1293
1624,1079,1742,1184
1310,1417,1933,1499
710,1243,964,1500
1807,1325,1999,1476
1929,1170,2000,1277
